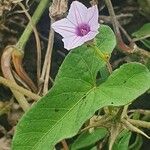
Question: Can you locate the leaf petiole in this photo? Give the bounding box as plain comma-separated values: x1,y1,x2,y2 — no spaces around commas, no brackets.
89,44,109,62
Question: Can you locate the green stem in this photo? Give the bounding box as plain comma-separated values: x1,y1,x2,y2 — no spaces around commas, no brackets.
94,46,109,62
90,44,115,114
16,0,50,50
90,44,109,62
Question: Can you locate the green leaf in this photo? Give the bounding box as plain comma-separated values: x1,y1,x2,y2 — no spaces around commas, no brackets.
112,130,131,150
141,39,150,50
90,146,97,150
132,23,150,39
96,25,116,55
12,25,150,150
12,45,106,150
12,61,150,150
129,134,143,150
71,128,108,150
132,23,150,49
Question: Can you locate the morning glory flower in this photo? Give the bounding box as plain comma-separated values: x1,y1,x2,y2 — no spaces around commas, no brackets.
51,1,99,50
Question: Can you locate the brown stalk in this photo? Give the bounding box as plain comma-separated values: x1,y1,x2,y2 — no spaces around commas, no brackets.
127,118,150,129
122,119,150,139
0,76,41,100
104,0,150,64
61,140,69,150
12,49,38,93
90,0,98,5
40,0,68,95
129,109,150,116
1,46,30,111
109,123,122,150
104,0,132,51
42,19,54,94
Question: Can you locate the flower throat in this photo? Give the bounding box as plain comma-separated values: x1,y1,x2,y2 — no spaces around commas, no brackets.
76,24,90,36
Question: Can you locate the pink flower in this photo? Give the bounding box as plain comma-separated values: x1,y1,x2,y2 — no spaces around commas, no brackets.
51,1,99,50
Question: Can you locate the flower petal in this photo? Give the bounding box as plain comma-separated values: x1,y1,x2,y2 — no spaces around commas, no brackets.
62,31,98,50
86,5,99,31
83,31,99,41
51,18,76,38
62,36,85,50
67,1,88,26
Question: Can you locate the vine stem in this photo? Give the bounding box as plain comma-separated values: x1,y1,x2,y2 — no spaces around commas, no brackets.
43,20,55,94
0,76,41,100
18,2,42,84
104,0,131,51
104,0,120,38
61,140,69,150
1,46,30,111
16,0,49,51
9,0,50,95
12,48,37,93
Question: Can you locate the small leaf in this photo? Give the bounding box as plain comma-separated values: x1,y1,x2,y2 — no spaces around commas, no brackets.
132,23,150,39
112,130,131,150
132,23,150,49
129,134,143,150
71,128,108,150
141,39,150,50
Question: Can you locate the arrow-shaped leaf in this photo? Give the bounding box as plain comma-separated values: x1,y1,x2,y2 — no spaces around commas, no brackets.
12,26,150,150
